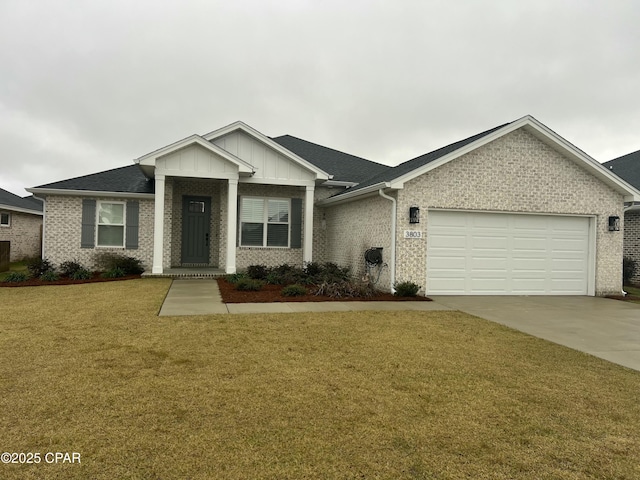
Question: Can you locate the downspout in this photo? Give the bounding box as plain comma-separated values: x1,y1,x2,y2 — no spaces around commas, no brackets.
378,189,396,293
621,203,637,296
33,195,46,259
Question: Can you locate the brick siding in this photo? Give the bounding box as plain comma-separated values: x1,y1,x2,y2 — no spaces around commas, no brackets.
394,129,624,296
0,210,42,261
43,195,154,271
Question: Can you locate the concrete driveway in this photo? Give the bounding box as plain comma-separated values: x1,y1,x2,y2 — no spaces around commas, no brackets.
429,296,640,371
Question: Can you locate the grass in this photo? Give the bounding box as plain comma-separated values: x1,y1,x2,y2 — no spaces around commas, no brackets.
0,260,28,281
1,280,640,479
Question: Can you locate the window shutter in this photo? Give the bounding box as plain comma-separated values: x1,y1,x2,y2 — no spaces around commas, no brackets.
236,197,240,247
125,201,139,249
290,198,302,249
81,199,96,248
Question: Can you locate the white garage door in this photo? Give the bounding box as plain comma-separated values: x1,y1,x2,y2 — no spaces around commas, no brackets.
426,211,591,295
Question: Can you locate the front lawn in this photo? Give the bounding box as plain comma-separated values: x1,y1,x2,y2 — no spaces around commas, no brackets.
1,280,639,479
0,260,28,281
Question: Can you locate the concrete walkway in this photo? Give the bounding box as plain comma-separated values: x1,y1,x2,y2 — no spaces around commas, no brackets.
158,279,453,316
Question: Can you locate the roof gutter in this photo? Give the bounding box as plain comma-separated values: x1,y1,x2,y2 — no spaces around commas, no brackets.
378,188,396,294
317,182,392,206
0,203,43,216
26,188,155,200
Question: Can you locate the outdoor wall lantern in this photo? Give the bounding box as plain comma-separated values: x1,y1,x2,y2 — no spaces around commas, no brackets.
409,206,420,224
608,216,620,232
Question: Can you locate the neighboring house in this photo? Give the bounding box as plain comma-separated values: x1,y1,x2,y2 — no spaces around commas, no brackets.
27,115,639,296
0,187,43,262
603,150,640,285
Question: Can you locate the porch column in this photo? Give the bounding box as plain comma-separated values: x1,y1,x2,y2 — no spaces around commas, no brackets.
152,174,165,274
303,185,314,264
226,178,238,274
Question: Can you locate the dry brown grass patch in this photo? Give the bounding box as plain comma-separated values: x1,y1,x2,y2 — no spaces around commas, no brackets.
1,279,640,479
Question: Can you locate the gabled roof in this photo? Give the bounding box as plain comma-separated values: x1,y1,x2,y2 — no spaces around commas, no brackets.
320,115,640,205
603,149,640,189
0,187,43,214
135,134,254,175
333,123,507,195
271,135,390,184
29,165,154,196
204,121,330,181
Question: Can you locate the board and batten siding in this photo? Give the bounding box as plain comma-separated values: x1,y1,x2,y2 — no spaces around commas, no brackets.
213,131,315,182
156,144,238,178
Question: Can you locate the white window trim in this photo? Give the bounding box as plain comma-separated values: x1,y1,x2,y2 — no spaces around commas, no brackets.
0,212,10,227
239,196,291,248
96,200,126,248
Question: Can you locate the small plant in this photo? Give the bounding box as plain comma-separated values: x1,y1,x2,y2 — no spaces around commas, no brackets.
314,280,375,298
303,261,323,277
281,284,307,297
225,272,249,284
393,280,421,297
25,257,54,278
95,253,144,275
70,268,93,280
235,278,265,291
266,264,305,285
246,264,270,280
40,270,60,282
101,267,126,279
623,257,637,285
4,272,28,283
60,259,84,278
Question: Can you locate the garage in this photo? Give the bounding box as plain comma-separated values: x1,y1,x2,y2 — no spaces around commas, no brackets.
426,210,592,295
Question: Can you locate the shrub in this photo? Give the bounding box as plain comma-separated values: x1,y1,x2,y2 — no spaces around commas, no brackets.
316,262,351,283
4,272,28,283
225,272,249,284
70,268,93,280
235,278,265,291
393,280,421,297
25,257,54,278
101,267,126,279
314,280,375,298
246,264,270,280
267,264,306,285
60,259,84,278
40,270,60,282
303,261,323,277
95,253,144,275
623,257,637,285
281,284,307,297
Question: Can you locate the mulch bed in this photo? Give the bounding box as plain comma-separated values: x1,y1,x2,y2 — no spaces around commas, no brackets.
217,278,432,303
606,294,640,303
0,273,142,287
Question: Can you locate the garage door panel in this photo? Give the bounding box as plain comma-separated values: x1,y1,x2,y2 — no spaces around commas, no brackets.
427,211,590,295
428,256,466,270
429,234,467,249
470,257,508,270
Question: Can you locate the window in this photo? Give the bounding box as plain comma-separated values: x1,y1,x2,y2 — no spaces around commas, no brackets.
97,202,125,247
0,212,9,227
240,197,290,247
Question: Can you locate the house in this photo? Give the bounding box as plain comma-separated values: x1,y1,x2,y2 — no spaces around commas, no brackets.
27,115,639,296
0,187,43,261
603,149,640,285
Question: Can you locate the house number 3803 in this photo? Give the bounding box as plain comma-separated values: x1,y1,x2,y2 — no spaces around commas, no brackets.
404,230,423,239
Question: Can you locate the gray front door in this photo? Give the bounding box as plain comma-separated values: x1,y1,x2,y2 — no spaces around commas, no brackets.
182,196,211,264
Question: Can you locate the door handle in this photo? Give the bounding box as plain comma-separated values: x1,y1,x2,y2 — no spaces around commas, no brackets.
205,233,209,247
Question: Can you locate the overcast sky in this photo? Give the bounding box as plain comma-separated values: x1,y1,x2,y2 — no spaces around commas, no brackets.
1,0,639,197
